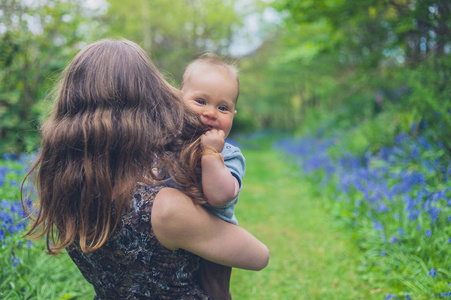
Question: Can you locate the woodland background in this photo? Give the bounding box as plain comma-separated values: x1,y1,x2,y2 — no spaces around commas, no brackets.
1,0,451,299
1,0,449,155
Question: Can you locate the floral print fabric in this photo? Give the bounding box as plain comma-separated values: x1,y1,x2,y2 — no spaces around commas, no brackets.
67,185,210,299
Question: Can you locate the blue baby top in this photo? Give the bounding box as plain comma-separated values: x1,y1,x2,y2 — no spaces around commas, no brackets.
163,142,245,225
202,142,245,225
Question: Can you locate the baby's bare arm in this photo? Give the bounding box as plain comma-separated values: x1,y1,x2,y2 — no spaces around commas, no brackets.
201,130,240,206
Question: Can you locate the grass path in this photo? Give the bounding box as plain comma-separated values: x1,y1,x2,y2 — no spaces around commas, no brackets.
230,140,386,299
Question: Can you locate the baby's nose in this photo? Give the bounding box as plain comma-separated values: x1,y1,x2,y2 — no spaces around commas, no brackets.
203,109,217,119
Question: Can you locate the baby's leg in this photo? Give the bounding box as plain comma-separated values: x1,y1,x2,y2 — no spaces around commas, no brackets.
199,258,232,300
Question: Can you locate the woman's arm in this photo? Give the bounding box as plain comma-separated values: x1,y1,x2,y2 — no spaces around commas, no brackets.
152,187,269,271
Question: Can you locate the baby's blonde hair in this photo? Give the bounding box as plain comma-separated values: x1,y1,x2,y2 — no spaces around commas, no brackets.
181,52,240,102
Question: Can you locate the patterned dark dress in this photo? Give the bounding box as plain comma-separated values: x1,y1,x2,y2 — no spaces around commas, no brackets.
67,185,210,300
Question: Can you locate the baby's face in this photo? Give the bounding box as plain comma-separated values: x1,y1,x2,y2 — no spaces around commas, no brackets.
182,66,237,138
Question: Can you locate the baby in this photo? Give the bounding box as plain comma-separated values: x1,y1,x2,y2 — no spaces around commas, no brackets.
181,53,243,226
181,53,244,299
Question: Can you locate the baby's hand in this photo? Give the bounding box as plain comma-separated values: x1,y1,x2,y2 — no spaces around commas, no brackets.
201,129,225,153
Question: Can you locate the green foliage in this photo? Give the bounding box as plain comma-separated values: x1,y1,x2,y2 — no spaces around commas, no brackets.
0,0,269,152
0,0,104,154
277,0,451,67
1,0,449,160
1,243,94,299
400,56,451,154
329,111,401,156
262,0,451,159
104,0,248,82
237,22,343,130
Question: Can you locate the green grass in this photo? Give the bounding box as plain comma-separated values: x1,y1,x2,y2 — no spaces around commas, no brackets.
1,243,95,299
230,140,388,299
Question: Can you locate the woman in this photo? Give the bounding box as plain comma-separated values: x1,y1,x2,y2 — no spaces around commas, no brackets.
21,39,269,299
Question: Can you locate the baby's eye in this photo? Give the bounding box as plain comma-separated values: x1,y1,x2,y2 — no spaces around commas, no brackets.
218,106,229,112
196,99,206,105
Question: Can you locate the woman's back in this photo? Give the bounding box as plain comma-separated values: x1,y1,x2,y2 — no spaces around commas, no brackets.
22,39,268,299
67,185,210,300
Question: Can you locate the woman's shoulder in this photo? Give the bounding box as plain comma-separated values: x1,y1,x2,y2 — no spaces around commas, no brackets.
152,187,194,212
152,188,196,227
152,187,207,250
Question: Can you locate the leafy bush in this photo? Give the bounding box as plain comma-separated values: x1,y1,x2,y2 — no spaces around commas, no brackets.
401,57,451,157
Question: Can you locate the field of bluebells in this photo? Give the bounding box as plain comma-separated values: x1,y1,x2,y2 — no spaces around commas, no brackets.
0,154,32,297
0,154,93,299
275,124,451,299
0,154,94,299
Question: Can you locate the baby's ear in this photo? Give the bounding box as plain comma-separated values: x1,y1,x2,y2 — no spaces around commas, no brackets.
233,110,237,117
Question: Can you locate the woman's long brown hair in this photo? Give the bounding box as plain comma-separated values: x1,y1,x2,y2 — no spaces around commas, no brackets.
21,39,208,254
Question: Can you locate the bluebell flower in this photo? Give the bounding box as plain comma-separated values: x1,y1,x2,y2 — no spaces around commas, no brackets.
427,267,436,277
405,294,411,300
433,190,446,201
373,219,384,231
428,207,440,225
419,119,427,129
426,229,432,237
416,188,430,198
396,132,409,144
379,146,389,160
11,256,20,268
380,250,387,255
385,293,396,299
440,292,451,297
390,235,397,244
377,202,391,213
397,228,405,236
418,136,432,150
2,153,18,160
410,145,419,160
